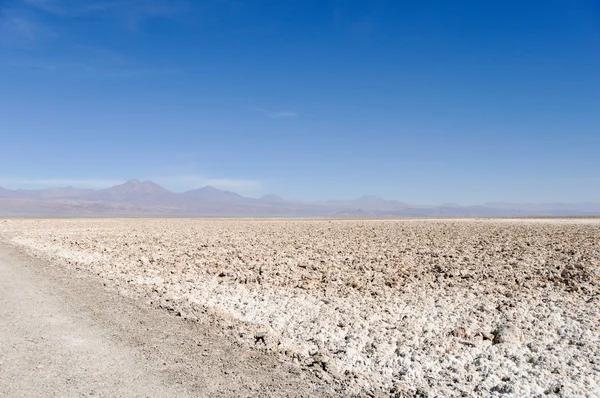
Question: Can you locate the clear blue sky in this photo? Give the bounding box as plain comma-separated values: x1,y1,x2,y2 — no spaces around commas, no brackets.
1,0,599,204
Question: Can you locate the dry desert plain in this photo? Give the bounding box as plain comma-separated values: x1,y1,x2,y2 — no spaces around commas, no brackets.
0,218,599,397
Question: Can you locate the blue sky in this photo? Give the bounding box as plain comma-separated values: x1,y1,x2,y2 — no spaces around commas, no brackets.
1,0,599,204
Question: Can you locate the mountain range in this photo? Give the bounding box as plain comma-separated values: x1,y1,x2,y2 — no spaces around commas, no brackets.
0,179,599,217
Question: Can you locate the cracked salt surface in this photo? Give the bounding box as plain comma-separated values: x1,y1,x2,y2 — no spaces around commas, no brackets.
1,218,599,396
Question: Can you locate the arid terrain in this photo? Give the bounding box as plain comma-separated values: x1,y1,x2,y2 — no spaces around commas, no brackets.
1,218,599,397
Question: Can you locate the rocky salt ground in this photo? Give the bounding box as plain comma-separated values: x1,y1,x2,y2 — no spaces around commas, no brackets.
1,218,599,397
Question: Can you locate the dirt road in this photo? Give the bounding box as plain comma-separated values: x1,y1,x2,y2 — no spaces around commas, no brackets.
0,246,334,398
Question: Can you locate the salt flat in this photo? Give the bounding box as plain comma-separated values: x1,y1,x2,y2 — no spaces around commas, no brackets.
1,218,598,397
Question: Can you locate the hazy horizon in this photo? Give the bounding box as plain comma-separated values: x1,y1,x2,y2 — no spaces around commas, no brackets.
1,1,599,204
1,178,600,209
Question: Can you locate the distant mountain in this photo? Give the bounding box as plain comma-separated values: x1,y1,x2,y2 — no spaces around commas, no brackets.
38,186,96,200
87,179,177,205
258,194,288,204
440,202,461,208
352,195,410,210
0,180,599,216
0,188,34,199
333,208,371,217
483,202,600,214
182,186,246,203
354,195,388,204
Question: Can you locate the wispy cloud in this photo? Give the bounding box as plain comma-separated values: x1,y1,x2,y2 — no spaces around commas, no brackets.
152,174,263,193
0,174,264,195
6,16,36,39
0,8,51,45
1,1,184,76
21,0,66,16
9,57,181,77
253,107,298,118
0,178,124,189
20,0,190,30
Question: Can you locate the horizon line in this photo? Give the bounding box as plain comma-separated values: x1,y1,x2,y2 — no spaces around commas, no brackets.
1,178,600,207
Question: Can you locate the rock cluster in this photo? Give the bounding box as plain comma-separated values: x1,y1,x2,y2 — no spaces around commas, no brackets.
1,218,599,396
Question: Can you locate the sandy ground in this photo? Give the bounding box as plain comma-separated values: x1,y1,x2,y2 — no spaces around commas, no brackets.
0,244,335,397
0,248,193,397
0,218,599,397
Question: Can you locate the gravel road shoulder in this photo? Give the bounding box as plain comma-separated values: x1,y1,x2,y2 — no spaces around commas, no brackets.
0,243,337,398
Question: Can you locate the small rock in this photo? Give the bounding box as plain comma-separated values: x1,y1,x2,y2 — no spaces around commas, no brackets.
254,333,266,345
452,327,467,338
491,383,514,394
545,383,563,394
492,325,523,345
